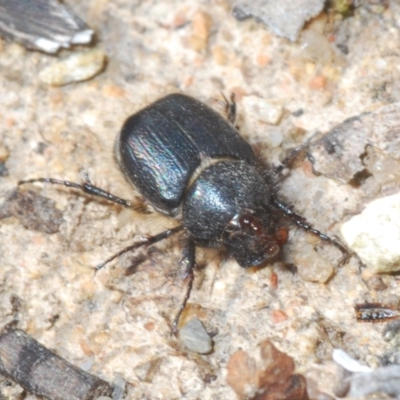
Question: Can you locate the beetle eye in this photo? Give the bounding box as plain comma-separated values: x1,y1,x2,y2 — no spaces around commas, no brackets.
238,212,263,236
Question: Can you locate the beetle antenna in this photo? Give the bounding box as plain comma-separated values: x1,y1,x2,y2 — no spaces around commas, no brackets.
272,198,350,265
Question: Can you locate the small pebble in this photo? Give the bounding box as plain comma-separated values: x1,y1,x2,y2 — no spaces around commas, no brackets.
80,356,94,371
112,375,126,400
0,189,63,233
242,95,283,126
332,349,372,373
179,318,213,354
348,365,400,397
341,192,400,273
39,48,106,86
232,0,325,41
189,11,212,52
294,244,334,283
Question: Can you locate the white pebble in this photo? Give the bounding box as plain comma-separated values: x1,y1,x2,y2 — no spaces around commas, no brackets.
39,48,106,86
242,95,283,126
341,192,400,273
332,349,372,373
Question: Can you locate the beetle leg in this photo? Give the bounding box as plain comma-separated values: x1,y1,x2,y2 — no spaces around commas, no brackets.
18,171,132,207
273,142,309,178
272,198,350,265
95,226,184,272
273,132,321,177
171,239,196,334
220,92,237,124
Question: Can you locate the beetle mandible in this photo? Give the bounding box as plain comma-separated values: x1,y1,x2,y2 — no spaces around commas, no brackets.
19,93,348,331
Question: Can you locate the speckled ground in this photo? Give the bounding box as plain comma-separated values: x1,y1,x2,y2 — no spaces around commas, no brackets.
1,1,400,399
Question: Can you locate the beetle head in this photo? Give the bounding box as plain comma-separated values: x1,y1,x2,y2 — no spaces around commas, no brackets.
223,210,288,268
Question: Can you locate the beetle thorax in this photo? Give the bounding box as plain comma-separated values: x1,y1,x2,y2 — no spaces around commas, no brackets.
182,160,282,267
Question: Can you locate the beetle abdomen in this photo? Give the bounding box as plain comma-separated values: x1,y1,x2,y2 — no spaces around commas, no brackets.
115,93,256,215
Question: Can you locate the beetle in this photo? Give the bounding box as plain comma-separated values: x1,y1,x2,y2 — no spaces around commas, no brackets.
19,93,348,331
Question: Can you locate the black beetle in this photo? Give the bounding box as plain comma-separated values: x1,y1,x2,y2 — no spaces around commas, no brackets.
19,93,348,331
